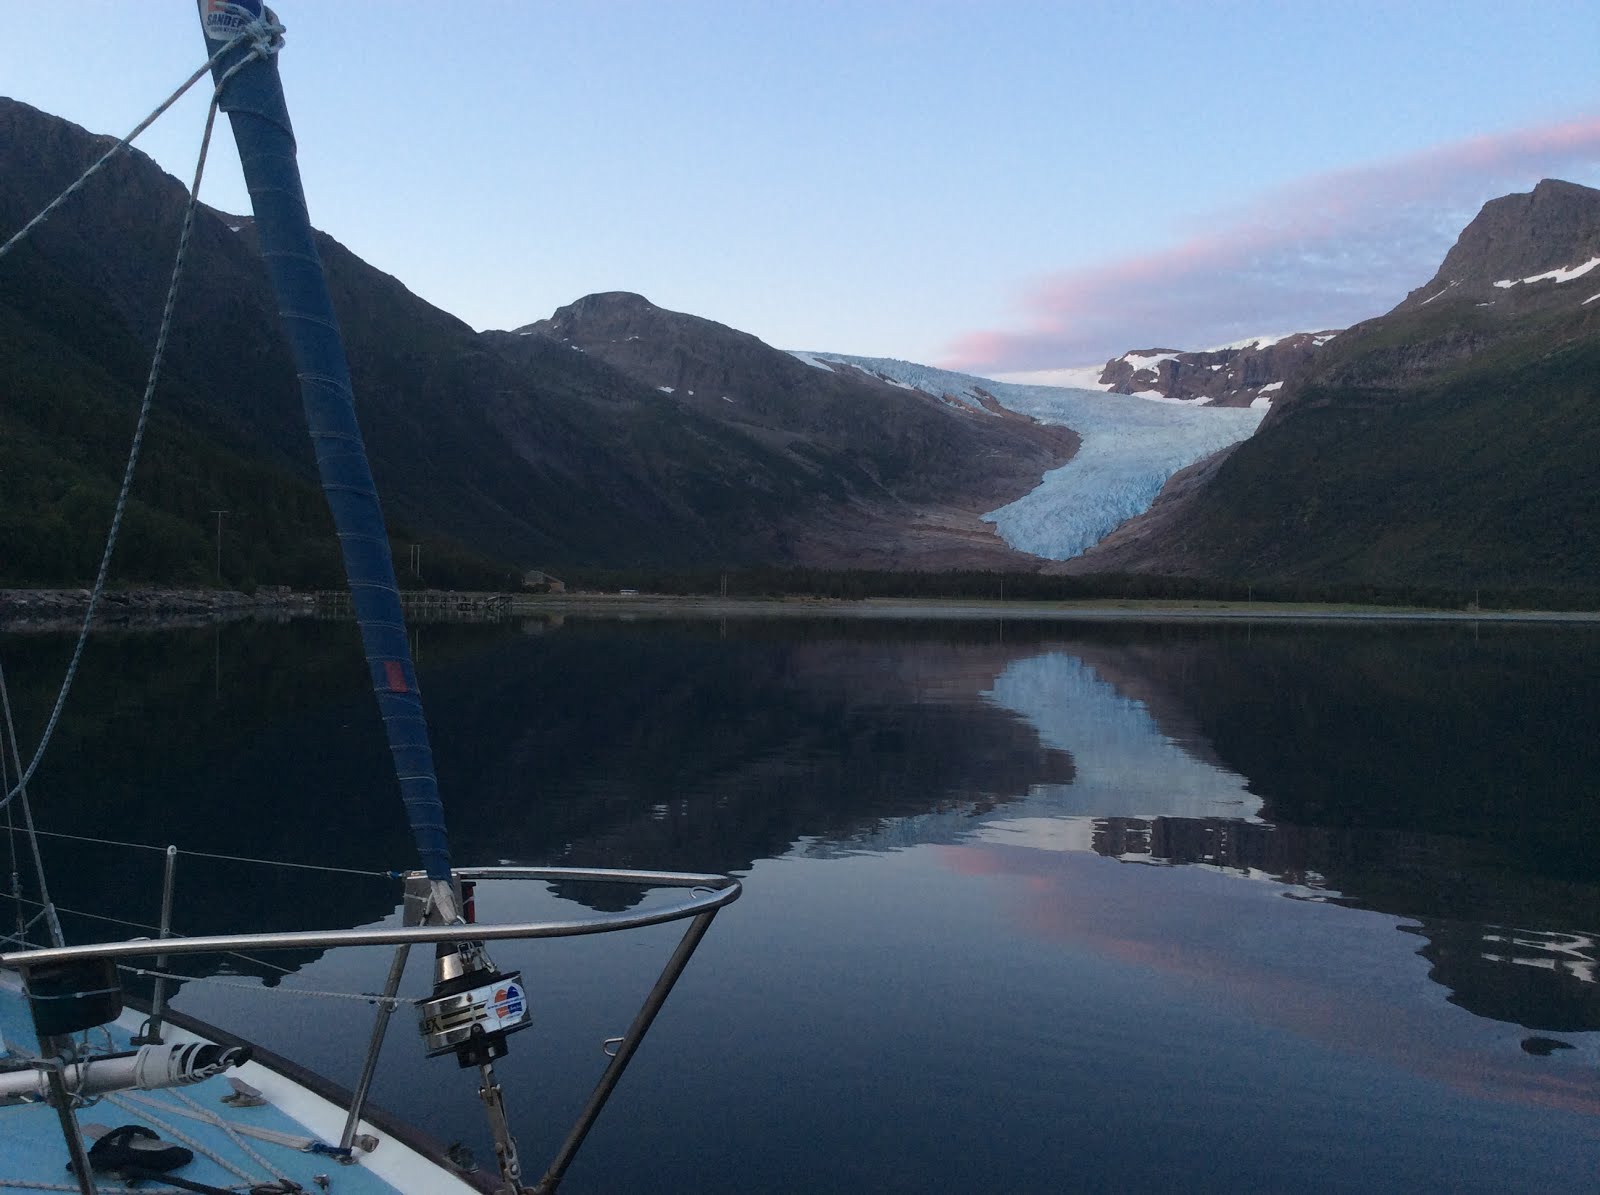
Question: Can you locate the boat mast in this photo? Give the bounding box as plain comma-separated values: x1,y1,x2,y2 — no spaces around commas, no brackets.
196,1,456,906
197,8,538,1189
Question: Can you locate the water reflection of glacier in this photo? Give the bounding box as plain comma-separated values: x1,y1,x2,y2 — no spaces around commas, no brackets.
795,650,1261,859
983,651,1263,822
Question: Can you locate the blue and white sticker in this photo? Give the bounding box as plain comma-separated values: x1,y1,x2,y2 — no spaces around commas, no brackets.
487,982,528,1029
201,0,264,42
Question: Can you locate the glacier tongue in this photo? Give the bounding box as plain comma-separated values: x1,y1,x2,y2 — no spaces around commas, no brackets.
978,381,1262,559
805,353,1265,561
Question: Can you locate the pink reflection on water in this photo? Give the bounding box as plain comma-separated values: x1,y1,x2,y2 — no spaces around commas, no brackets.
939,837,1600,1123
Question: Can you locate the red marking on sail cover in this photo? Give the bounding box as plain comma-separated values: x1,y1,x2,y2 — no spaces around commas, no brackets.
384,661,408,693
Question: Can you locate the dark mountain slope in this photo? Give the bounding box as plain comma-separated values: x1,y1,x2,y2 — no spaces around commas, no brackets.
1069,180,1600,595
515,291,1067,502
500,292,1077,567
2,98,1071,579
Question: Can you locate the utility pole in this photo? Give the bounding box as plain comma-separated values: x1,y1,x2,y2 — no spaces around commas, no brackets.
210,510,229,584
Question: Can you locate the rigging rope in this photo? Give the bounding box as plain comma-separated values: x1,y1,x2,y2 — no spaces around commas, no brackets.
11,896,164,936
119,1093,327,1154
128,1088,293,1184
0,106,221,815
3,824,401,979
23,828,399,879
104,1092,271,1189
0,8,285,820
3,735,20,949
119,964,410,1008
0,658,62,946
7,895,306,979
0,38,243,263
0,1182,203,1193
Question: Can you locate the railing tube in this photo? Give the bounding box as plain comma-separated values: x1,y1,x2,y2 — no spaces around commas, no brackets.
136,844,180,1044
40,1041,99,1195
339,943,411,1155
533,907,723,1194
0,873,741,972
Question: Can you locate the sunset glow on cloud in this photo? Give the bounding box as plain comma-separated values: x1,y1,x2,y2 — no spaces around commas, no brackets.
945,116,1600,374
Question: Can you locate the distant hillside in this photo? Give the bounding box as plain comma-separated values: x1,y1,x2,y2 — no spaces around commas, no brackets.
1067,179,1600,596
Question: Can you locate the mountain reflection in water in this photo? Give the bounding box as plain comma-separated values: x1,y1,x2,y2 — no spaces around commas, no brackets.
5,615,1600,1192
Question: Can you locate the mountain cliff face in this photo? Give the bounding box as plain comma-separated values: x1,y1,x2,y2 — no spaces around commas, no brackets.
1399,177,1600,312
1098,332,1340,407
1066,179,1600,594
0,99,1072,581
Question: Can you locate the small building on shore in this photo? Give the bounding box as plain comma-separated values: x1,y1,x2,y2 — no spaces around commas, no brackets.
522,570,566,594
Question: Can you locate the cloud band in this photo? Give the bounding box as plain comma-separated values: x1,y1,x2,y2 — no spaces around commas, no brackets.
945,116,1600,373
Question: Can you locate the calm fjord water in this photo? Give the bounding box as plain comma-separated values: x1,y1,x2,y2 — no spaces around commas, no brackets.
8,614,1600,1192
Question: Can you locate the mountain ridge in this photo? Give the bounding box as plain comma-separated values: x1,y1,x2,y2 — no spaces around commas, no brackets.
1061,178,1600,592
0,98,1075,582
10,93,1595,596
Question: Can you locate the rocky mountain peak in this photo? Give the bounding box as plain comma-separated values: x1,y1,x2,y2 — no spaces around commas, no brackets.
1396,178,1600,311
518,290,677,339
512,291,796,402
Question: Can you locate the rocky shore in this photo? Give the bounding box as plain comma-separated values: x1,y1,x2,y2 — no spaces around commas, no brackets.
0,588,315,632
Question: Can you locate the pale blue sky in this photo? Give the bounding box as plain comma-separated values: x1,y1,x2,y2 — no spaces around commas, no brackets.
5,1,1599,369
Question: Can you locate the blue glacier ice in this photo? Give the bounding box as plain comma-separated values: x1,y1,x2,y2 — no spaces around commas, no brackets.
795,353,1265,560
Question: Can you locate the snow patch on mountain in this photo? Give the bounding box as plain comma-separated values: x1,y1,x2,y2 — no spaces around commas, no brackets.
1202,332,1294,351
789,350,835,372
1492,255,1600,289
812,354,1265,560
794,353,999,412
993,364,1115,391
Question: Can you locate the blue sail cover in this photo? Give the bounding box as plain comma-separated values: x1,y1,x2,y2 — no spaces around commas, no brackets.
200,2,451,881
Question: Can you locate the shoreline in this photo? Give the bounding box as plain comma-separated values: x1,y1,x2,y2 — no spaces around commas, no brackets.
512,594,1600,624
0,587,314,633
6,587,1598,630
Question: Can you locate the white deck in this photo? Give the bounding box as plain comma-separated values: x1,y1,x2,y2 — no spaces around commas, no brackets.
0,971,483,1195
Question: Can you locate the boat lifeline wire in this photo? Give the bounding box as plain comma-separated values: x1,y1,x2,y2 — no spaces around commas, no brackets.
0,13,285,818
20,829,398,880
0,658,62,947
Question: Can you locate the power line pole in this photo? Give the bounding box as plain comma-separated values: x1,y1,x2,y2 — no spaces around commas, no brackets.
210,510,229,584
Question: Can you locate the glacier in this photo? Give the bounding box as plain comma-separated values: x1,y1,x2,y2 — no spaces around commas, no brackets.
798,353,1265,560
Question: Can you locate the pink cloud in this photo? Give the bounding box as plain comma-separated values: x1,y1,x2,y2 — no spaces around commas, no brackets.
944,116,1600,374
